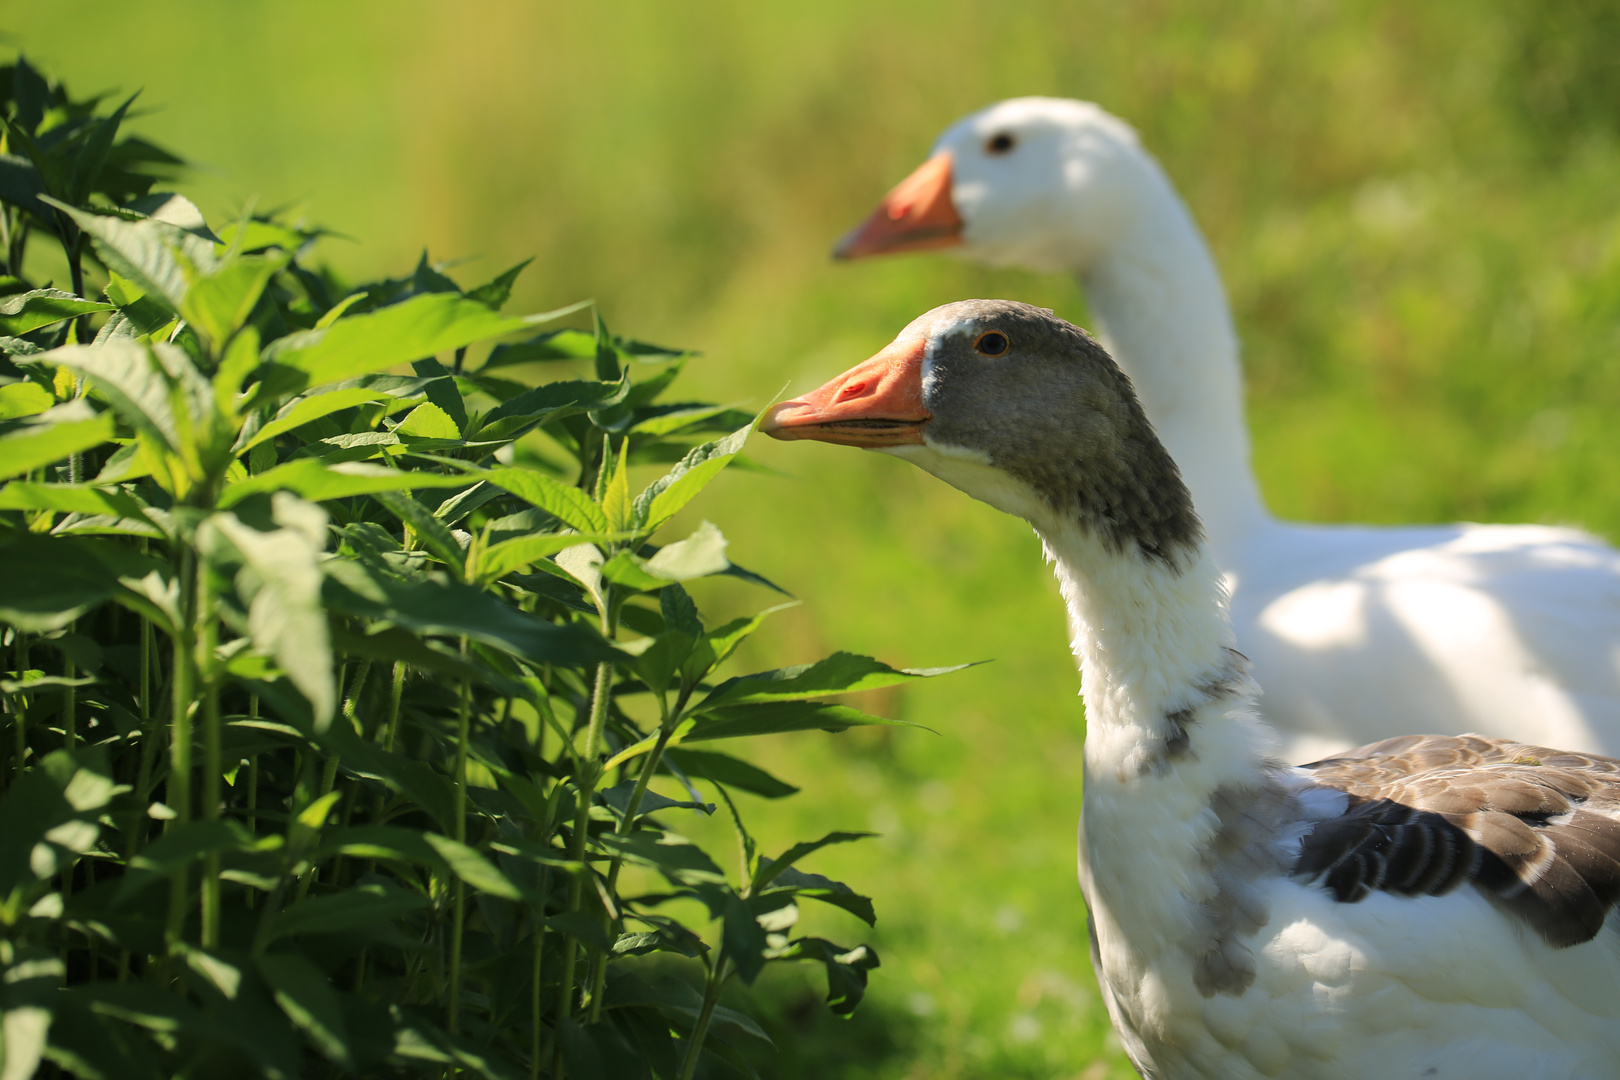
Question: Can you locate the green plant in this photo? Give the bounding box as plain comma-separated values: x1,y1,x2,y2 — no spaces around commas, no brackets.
0,58,961,1079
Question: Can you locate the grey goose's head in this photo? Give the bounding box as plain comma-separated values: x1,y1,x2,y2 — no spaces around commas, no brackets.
764,300,1201,565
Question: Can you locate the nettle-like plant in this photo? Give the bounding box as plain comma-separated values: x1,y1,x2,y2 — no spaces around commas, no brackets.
0,59,961,1079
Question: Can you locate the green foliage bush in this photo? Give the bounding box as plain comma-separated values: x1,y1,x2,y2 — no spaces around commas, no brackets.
0,57,957,1079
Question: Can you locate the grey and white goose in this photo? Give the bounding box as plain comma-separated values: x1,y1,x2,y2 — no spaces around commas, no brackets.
833,98,1620,764
765,300,1620,1079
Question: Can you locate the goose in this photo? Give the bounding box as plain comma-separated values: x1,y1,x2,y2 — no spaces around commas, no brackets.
833,97,1620,762
763,299,1620,1079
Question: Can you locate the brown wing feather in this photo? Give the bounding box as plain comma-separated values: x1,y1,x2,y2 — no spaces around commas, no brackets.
1295,734,1620,947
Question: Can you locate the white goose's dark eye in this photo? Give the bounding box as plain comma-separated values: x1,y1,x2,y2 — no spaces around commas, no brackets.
986,132,1016,155
974,331,1010,356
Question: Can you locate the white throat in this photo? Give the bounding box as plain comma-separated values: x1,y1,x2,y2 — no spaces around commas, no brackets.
1077,187,1270,557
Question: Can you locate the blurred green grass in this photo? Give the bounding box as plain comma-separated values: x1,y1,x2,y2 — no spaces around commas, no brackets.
11,2,1620,1076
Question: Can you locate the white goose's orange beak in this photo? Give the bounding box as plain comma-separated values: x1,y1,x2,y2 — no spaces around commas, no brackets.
763,335,930,448
832,152,964,260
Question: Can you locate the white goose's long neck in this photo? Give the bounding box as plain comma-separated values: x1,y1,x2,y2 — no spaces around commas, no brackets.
1038,518,1276,980
1079,199,1270,556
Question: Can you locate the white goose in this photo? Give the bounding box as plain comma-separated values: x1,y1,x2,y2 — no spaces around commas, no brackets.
835,98,1620,762
765,300,1620,1079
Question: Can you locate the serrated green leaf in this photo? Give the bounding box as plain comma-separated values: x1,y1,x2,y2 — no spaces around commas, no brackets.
179,252,286,348
322,558,617,666
771,938,879,1016
371,489,464,575
0,382,53,421
484,467,609,533
263,883,430,943
210,495,335,725
465,257,532,310
238,387,390,453
45,198,217,313
0,289,113,337
257,953,352,1066
220,459,475,508
685,701,929,742
422,834,523,900
0,533,164,632
473,532,612,586
664,748,799,799
592,831,726,886
395,401,460,439
0,481,147,521
0,402,115,484
632,418,756,531
702,651,974,709
600,522,730,591
266,292,582,391
752,831,873,892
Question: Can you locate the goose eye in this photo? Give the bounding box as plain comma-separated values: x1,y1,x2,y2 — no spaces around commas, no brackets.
986,132,1016,155
974,331,1010,356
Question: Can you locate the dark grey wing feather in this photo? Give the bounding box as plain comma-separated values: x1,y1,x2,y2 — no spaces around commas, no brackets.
1295,734,1620,947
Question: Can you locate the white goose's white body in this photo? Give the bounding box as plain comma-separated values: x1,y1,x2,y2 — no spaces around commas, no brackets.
846,98,1620,762
1047,523,1620,1079
767,300,1620,1078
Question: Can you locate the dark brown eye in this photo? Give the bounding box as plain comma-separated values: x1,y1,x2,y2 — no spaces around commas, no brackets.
974,331,1009,356
986,132,1015,155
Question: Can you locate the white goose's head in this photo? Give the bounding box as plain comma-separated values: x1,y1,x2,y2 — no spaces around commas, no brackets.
835,98,1164,275
764,299,1201,567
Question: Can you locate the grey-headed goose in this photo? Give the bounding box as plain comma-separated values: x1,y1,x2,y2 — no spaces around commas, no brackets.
765,301,1620,1079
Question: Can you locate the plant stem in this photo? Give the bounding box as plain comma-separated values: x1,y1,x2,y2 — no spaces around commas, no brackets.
448,640,470,1036
12,634,26,781
198,561,222,948
677,949,731,1080
552,657,614,1080
164,547,197,960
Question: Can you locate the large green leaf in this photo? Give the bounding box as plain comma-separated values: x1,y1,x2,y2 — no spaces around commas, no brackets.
209,495,335,725
257,954,352,1067
45,199,216,313
25,341,221,469
1,945,62,1080
592,831,726,887
0,401,115,484
473,532,611,586
0,382,53,421
0,289,112,336
371,489,465,575
684,701,928,742
180,252,286,348
701,651,974,709
0,533,164,632
751,831,872,893
483,467,608,533
266,293,581,391
771,938,879,1016
322,559,618,666
632,418,756,531
421,835,523,900
220,459,476,508
663,749,799,799
600,521,729,590
237,387,391,453
0,481,149,522
262,883,430,943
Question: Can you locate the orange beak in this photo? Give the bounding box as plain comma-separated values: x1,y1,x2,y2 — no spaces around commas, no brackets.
763,335,930,448
832,152,964,260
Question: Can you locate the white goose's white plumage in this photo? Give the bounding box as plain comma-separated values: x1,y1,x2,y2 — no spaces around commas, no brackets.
764,300,1620,1079
836,97,1620,762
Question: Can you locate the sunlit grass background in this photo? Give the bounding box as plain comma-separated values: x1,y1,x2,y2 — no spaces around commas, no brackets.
11,2,1620,1076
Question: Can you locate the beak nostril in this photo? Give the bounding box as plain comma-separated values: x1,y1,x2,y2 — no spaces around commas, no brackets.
840,381,867,399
